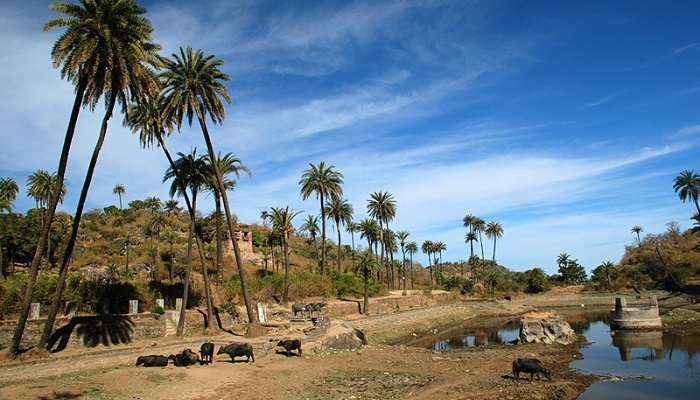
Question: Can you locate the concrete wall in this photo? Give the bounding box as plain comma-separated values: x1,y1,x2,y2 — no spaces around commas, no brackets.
610,296,662,329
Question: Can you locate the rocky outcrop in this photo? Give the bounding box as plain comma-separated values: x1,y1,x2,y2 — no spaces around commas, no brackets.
518,312,575,345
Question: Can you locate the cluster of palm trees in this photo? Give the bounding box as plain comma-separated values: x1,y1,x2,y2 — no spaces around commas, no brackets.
420,240,446,285
462,215,504,263
7,0,264,355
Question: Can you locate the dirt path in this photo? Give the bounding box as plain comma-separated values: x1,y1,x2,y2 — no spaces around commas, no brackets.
0,299,592,400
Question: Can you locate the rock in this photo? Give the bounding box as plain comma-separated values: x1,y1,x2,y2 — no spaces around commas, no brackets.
518,312,575,345
320,324,367,350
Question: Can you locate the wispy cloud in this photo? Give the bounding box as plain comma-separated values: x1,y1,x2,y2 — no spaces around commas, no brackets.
672,42,700,56
676,124,700,136
580,91,623,110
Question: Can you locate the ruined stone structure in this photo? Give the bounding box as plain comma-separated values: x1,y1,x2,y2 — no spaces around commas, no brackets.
610,295,662,330
223,224,262,263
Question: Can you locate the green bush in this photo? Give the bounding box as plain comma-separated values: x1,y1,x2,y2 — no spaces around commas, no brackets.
219,302,238,318
525,268,548,293
152,305,165,315
441,276,474,294
329,271,381,298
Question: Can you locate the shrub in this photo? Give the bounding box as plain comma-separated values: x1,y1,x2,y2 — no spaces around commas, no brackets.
441,276,473,294
525,268,548,293
152,305,165,315
219,302,239,319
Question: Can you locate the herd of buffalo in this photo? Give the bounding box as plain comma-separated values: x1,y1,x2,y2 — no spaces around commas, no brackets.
136,339,303,367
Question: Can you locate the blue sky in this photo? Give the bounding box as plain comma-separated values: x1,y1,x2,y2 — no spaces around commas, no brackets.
1,0,699,273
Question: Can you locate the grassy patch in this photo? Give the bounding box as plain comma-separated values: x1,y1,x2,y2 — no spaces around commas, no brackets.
305,369,431,400
662,308,700,324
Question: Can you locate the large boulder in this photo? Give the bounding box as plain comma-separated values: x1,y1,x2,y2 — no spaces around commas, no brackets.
518,312,575,345
320,324,368,350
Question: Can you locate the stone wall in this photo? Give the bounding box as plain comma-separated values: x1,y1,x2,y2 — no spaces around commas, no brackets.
0,313,166,351
610,295,662,329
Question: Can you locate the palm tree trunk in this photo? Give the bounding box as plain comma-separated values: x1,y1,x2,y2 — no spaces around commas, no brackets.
401,248,406,296
125,235,130,276
282,237,290,303
363,269,369,315
179,222,193,336
196,113,258,328
478,232,484,260
319,192,326,274
350,231,355,271
377,220,385,278
10,76,87,355
428,253,433,287
118,193,122,209
193,230,215,330
336,219,342,272
492,237,497,262
38,87,115,350
215,194,223,285
410,253,414,290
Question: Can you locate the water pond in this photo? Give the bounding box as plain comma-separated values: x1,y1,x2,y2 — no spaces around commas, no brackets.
423,310,700,399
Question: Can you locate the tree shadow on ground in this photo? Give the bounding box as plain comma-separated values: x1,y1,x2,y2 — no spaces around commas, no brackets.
38,391,82,400
275,349,302,357
46,315,134,353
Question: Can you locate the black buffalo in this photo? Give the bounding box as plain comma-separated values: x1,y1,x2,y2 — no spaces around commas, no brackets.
136,355,168,367
512,358,551,381
200,342,215,365
291,303,307,318
217,343,255,363
277,339,302,356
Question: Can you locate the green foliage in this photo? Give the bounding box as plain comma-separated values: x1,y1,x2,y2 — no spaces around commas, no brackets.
218,302,238,318
557,256,588,285
524,268,548,293
441,276,474,294
152,305,165,315
252,231,268,248
330,271,381,298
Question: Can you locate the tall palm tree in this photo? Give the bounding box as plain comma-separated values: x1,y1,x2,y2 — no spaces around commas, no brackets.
435,241,447,275
26,170,66,270
484,221,503,262
673,169,700,213
367,191,397,270
597,261,615,289
464,232,478,262
161,47,258,329
301,215,320,244
113,184,126,209
631,225,643,243
395,231,409,295
204,152,250,284
0,177,19,278
383,228,397,287
324,197,353,272
472,218,486,260
422,240,434,286
163,150,214,334
358,218,380,259
355,251,379,314
405,241,417,290
346,221,358,270
31,0,161,354
263,207,301,302
463,214,478,261
299,162,344,274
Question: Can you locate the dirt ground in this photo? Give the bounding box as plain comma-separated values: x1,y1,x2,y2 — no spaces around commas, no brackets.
0,296,596,400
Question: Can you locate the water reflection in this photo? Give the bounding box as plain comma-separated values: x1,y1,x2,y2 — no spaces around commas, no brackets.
431,321,520,350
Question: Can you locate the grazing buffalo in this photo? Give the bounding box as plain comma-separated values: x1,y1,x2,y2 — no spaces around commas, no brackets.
136,355,168,367
277,339,302,356
200,342,215,365
512,358,551,381
217,343,255,363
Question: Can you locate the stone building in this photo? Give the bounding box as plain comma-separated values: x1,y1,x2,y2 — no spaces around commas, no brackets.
223,224,262,263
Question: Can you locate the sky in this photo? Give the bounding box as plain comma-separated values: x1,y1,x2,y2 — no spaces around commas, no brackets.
1,0,699,274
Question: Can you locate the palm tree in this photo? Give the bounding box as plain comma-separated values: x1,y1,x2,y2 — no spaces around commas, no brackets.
30,0,160,354
464,232,478,263
673,169,700,213
422,240,434,286
26,170,66,271
472,218,486,260
355,251,379,314
631,225,643,243
405,241,417,290
161,47,258,329
597,261,615,289
324,197,353,272
484,221,504,262
0,177,19,278
163,150,214,334
367,191,397,270
147,211,167,281
263,207,301,302
556,253,571,269
299,162,344,274
383,228,397,287
395,231,410,295
164,199,180,216
204,152,250,284
301,214,320,258
113,184,126,209
463,214,478,261
346,221,358,270
435,241,447,275
0,178,19,213
358,218,380,258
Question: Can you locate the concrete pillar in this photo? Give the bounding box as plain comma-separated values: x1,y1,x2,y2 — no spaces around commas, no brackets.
30,303,40,320
129,299,138,315
615,296,626,311
257,302,266,323
175,298,183,312
650,295,658,308
156,299,165,309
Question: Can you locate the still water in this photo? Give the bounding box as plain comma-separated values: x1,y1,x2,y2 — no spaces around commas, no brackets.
426,311,700,399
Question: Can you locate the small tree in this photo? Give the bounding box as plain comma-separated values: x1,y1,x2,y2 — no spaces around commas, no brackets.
355,251,379,315
557,255,587,285
591,261,616,290
525,268,548,293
